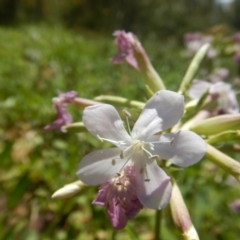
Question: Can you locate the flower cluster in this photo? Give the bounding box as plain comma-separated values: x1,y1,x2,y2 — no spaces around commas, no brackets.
48,29,240,238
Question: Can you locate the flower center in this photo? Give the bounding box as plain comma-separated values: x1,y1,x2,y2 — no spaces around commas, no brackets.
132,139,144,152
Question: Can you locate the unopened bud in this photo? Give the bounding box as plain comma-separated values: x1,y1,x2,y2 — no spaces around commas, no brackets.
51,180,85,199
178,43,210,95
206,144,240,181
170,180,199,240
61,122,86,133
190,114,240,135
131,40,166,92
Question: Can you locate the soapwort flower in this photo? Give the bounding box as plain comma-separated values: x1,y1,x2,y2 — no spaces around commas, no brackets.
188,80,239,114
77,90,206,211
44,91,77,132
92,165,143,229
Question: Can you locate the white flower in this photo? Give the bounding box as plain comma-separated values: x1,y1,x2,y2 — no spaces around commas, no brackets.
77,90,206,209
188,80,239,114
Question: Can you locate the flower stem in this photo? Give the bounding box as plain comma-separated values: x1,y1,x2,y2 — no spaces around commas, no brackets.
155,210,162,240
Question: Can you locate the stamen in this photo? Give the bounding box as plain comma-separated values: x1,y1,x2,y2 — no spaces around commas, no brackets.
96,134,103,142
96,135,121,145
144,178,150,182
117,157,132,174
143,147,153,157
149,155,159,160
122,109,131,134
122,109,131,117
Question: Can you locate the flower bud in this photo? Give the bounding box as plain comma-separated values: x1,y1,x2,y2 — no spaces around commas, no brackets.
206,144,240,181
170,180,199,240
178,43,210,95
51,180,85,199
111,30,165,92
61,122,86,133
190,114,240,135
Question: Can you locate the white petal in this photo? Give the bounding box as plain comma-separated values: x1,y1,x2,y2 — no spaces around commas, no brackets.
77,148,126,185
145,135,175,160
226,92,239,114
83,104,131,145
132,90,184,139
165,131,206,167
188,80,211,99
133,153,172,209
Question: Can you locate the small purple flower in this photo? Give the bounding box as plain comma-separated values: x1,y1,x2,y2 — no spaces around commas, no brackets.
233,32,240,43
44,91,77,132
111,30,139,70
233,52,240,64
77,90,206,215
184,32,217,59
188,80,239,114
229,199,240,213
208,68,229,82
93,165,143,229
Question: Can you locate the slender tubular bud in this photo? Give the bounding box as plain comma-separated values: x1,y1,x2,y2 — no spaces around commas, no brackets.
52,180,85,199
181,110,211,131
206,130,240,144
94,95,144,109
170,180,199,240
206,144,240,181
178,43,210,95
131,40,166,92
190,114,240,135
72,97,100,108
61,122,87,133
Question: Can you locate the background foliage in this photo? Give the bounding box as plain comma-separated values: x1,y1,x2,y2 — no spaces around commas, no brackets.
0,1,240,239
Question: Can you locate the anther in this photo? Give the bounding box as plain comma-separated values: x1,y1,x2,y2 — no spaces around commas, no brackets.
116,172,121,177
144,178,150,182
120,150,124,159
139,168,144,174
122,109,131,117
111,159,116,165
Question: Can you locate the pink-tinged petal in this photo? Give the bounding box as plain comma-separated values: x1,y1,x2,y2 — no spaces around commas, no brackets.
227,92,239,114
132,90,184,139
188,80,211,99
166,131,206,167
111,30,139,70
107,200,128,230
134,154,172,209
77,148,126,185
83,104,131,145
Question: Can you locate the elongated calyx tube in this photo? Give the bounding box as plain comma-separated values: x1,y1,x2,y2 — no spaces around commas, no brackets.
206,144,240,181
190,114,240,135
51,180,85,199
170,180,199,240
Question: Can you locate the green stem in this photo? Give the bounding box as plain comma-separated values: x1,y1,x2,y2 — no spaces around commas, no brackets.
155,210,162,240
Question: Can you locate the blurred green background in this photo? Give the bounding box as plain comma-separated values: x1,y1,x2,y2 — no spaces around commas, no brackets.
1,0,240,239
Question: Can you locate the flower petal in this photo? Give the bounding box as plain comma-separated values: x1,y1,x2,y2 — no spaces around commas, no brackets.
107,199,128,230
132,90,184,139
146,135,175,160
227,91,239,114
157,131,206,167
83,104,131,145
188,80,211,99
77,148,126,185
133,153,172,209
